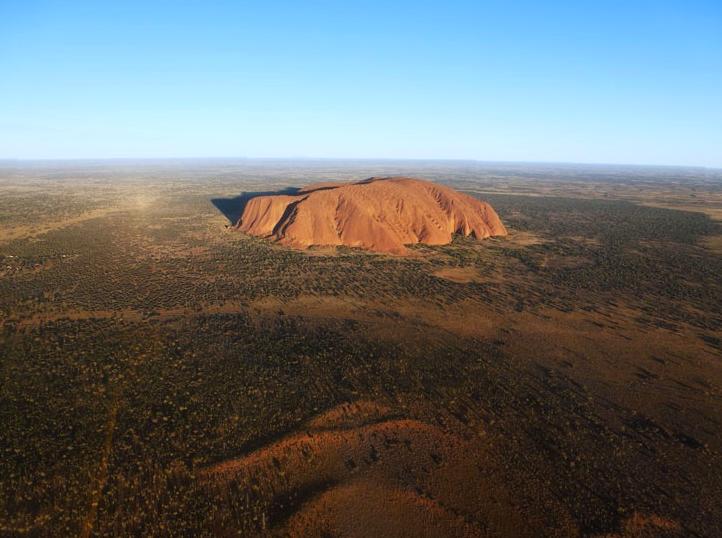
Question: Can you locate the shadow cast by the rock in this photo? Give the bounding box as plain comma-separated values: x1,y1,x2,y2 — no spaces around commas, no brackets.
211,187,300,225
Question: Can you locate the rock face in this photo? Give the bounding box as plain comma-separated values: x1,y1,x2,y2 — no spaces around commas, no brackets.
236,177,507,254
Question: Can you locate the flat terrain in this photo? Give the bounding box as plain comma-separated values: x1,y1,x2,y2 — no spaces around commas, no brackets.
1,160,721,537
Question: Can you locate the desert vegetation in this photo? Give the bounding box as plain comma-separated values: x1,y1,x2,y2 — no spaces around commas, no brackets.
1,162,721,536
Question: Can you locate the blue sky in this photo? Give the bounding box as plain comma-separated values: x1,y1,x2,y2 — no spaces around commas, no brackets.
1,1,721,166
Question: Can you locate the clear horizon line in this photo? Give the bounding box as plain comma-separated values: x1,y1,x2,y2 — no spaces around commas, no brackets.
0,156,720,171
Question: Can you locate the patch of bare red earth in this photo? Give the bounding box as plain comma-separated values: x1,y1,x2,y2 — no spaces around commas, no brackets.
201,402,555,536
200,400,683,537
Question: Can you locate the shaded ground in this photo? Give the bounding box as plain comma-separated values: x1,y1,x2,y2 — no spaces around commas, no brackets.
211,187,300,225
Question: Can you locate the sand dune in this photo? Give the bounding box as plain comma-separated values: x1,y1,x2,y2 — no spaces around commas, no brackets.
199,401,561,537
237,177,507,254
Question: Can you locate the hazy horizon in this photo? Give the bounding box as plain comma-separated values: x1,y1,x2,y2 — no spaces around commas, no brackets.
1,156,721,172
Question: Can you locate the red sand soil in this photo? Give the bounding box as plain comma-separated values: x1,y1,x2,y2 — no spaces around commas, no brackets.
201,401,561,537
237,177,507,254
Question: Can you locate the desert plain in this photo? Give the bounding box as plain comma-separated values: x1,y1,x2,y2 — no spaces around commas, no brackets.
1,159,721,537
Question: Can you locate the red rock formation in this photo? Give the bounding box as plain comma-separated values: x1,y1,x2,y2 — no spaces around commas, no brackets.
237,177,506,254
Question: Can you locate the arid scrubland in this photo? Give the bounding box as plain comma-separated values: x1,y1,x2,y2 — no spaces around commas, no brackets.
1,161,721,536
